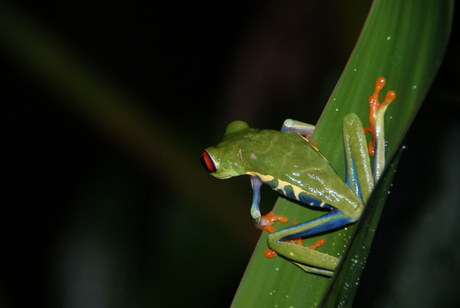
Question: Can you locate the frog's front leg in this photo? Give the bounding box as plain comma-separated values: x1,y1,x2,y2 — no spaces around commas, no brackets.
250,176,288,231
281,119,315,138
249,176,263,226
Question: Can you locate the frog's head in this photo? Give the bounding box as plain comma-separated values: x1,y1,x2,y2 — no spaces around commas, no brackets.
201,120,251,179
201,149,240,179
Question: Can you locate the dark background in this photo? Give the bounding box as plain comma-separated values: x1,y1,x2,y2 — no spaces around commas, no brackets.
2,1,459,307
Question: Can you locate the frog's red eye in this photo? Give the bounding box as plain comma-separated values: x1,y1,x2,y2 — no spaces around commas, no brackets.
201,151,217,173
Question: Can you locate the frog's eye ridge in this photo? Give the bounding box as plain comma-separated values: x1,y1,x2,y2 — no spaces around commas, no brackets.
201,151,217,173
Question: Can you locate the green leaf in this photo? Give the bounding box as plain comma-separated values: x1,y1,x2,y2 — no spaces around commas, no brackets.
232,0,453,307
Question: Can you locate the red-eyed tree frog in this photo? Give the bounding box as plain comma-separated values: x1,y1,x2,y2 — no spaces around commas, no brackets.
201,77,395,276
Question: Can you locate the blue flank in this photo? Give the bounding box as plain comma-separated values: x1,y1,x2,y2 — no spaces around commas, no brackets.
299,192,333,209
283,185,296,200
265,178,279,189
276,183,334,210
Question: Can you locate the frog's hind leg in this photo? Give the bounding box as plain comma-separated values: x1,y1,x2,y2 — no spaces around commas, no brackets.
343,113,374,203
267,208,356,276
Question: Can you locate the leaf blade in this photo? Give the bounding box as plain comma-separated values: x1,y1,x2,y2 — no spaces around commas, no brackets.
232,0,453,307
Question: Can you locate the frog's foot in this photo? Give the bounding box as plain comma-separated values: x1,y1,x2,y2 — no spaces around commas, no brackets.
264,237,327,258
365,77,396,156
309,238,326,250
260,211,287,258
259,211,288,233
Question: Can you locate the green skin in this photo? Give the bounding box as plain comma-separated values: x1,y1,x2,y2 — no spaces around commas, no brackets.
202,111,388,276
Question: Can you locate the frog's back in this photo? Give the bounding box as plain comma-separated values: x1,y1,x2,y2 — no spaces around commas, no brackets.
242,129,361,212
240,129,327,174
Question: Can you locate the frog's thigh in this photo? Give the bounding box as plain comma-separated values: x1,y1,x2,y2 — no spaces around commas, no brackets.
268,237,339,271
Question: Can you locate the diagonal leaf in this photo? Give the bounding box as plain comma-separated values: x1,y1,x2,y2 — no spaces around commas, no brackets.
232,0,453,307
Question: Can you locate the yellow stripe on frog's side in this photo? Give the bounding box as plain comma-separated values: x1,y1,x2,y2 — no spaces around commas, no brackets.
246,172,327,208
